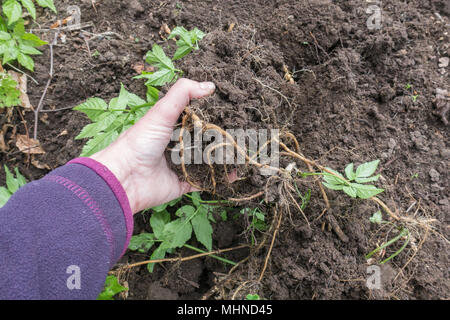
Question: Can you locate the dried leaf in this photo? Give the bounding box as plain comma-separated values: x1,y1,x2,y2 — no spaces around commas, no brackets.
15,134,45,154
31,157,51,170
8,71,32,109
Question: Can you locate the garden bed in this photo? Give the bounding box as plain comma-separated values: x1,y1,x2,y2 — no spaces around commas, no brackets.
1,0,448,299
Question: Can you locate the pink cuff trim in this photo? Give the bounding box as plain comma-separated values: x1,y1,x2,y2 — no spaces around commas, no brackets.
68,157,133,259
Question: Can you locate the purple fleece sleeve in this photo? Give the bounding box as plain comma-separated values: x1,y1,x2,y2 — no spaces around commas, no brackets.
0,158,133,299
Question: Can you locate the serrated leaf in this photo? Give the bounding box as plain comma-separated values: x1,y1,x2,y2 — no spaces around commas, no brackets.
75,112,119,139
97,275,127,300
355,174,380,183
369,211,383,224
150,210,170,239
142,69,176,87
345,163,356,181
79,130,119,157
161,218,192,249
192,207,213,251
0,31,11,40
175,205,196,218
17,52,34,71
173,45,192,60
73,98,108,121
4,165,19,194
146,86,159,104
20,0,36,19
355,160,380,178
350,183,384,199
21,33,47,46
343,185,357,198
322,181,344,191
145,44,174,70
3,0,22,25
36,0,56,13
128,233,155,253
18,43,41,55
147,245,167,273
0,187,12,207
14,167,26,187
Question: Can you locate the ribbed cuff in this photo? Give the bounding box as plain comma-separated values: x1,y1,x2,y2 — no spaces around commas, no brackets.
67,157,133,259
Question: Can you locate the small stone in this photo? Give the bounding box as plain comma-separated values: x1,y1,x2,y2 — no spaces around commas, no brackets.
429,168,440,182
438,57,449,68
388,138,397,150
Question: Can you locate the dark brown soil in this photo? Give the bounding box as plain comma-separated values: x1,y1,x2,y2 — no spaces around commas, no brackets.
0,0,448,299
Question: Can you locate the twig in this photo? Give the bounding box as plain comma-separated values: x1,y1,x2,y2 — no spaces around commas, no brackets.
258,209,282,282
118,244,248,270
6,63,39,85
34,30,59,140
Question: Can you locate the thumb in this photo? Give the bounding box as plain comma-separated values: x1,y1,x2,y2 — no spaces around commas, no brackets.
145,78,215,127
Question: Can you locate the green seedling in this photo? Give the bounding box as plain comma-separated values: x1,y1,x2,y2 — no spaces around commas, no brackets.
301,160,384,199
2,0,56,24
0,0,55,70
245,293,261,300
73,84,156,156
366,211,410,264
0,165,26,207
128,192,225,272
404,83,419,103
134,27,204,91
97,275,127,300
411,173,419,179
238,203,267,245
0,71,20,107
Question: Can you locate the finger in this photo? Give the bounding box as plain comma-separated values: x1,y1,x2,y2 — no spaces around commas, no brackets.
146,78,215,127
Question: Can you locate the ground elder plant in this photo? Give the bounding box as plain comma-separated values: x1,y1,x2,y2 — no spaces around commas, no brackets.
0,165,26,207
0,0,55,70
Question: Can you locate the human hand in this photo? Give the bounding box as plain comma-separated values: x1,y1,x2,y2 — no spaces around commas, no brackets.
90,78,216,214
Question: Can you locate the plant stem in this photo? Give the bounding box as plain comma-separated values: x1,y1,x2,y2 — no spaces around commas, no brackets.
365,228,409,260
183,244,237,266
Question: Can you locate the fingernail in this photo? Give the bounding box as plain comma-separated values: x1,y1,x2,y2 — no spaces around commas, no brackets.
199,81,215,91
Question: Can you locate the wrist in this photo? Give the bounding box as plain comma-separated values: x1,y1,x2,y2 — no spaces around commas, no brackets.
90,148,137,214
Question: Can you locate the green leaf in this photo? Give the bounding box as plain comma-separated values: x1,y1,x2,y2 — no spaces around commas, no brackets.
21,33,47,46
175,205,196,218
246,294,260,300
342,185,357,198
73,98,108,121
150,210,170,239
146,86,159,104
355,160,380,178
3,0,22,25
4,165,19,194
191,207,213,251
369,211,383,224
147,245,167,272
36,0,56,13
128,233,155,253
152,203,168,213
17,52,34,71
191,192,202,207
344,163,356,181
2,42,19,64
0,187,12,207
322,181,344,191
0,31,11,40
161,218,192,249
350,183,384,199
14,167,26,187
354,174,380,183
18,43,41,55
79,130,119,157
323,173,345,186
144,44,174,70
97,275,127,300
20,0,36,19
173,45,192,60
75,112,119,139
140,69,176,87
